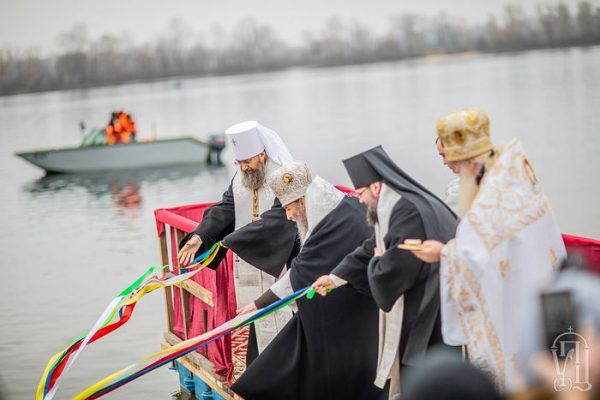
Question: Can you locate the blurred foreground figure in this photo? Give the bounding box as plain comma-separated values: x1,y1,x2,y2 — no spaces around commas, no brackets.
413,108,566,391
521,257,600,400
402,346,501,400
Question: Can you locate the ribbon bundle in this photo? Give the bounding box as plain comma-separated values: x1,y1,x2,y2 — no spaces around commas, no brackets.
37,243,222,400
75,286,314,399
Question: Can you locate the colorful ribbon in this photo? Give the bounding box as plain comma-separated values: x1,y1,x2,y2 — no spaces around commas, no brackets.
37,243,221,400
75,286,314,399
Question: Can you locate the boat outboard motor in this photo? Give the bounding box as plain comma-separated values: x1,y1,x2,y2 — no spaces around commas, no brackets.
207,133,226,166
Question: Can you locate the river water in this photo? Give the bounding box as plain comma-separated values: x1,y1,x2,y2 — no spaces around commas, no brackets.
0,46,599,399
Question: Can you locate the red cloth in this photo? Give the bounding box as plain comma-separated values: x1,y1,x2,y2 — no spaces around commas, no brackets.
154,203,236,377
154,202,214,235
562,233,600,273
336,185,357,196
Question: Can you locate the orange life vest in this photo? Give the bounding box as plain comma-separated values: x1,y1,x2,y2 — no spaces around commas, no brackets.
106,125,117,145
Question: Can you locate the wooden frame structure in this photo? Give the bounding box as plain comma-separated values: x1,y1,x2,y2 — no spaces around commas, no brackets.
156,214,236,400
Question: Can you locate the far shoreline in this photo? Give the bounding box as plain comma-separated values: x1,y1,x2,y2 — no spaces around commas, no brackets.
1,44,598,98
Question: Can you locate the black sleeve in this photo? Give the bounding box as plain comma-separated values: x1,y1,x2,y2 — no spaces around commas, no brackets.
194,182,236,244
367,198,428,312
254,289,280,309
221,198,299,278
330,234,375,296
177,182,236,270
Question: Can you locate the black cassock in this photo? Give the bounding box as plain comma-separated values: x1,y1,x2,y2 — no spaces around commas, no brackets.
333,146,458,368
179,178,299,364
181,178,299,277
231,196,382,400
333,197,455,367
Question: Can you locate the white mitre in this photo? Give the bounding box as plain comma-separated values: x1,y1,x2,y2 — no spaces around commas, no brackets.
225,120,292,165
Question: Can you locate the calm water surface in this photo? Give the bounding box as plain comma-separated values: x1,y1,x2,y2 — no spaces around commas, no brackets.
0,46,599,399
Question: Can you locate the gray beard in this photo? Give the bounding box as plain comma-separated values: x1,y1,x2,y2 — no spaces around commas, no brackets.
296,219,308,245
366,203,378,227
242,163,266,191
457,169,480,218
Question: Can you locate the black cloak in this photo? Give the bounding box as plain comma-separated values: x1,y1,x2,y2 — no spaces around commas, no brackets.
332,145,458,366
231,196,381,400
180,176,299,277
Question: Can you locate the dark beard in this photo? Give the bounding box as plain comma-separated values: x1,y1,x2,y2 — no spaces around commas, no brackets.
242,163,266,190
366,203,378,227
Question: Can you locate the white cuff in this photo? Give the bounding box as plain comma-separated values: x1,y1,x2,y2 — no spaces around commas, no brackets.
270,269,294,299
329,274,347,288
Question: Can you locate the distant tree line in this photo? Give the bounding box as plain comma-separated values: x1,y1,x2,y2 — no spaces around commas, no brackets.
1,1,600,96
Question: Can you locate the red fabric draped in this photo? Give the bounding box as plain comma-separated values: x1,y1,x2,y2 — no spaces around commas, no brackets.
154,203,236,377
336,185,356,196
562,233,600,273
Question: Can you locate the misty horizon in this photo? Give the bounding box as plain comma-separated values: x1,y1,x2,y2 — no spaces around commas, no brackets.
2,0,600,54
1,1,599,96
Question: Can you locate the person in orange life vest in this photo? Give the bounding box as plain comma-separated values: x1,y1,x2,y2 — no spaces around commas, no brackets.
105,112,119,145
126,115,137,142
111,111,127,144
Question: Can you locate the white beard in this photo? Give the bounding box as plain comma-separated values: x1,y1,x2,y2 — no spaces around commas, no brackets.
296,219,308,245
458,168,480,218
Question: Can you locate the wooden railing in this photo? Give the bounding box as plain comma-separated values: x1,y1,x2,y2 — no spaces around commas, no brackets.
155,204,236,400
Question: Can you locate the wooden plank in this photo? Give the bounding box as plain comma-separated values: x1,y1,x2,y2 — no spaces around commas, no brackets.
162,344,235,400
178,356,235,400
174,229,190,339
163,332,236,400
176,279,214,307
158,229,175,332
164,331,215,372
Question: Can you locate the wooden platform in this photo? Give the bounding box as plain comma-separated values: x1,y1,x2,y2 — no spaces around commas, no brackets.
162,332,236,399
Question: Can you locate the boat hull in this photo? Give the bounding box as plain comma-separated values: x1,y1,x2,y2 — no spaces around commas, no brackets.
16,137,209,174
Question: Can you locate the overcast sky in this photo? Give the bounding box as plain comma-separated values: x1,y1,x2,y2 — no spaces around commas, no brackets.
1,0,599,53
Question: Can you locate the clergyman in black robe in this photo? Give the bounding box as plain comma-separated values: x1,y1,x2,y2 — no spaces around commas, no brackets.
177,121,299,367
178,121,299,276
232,163,381,400
314,145,458,399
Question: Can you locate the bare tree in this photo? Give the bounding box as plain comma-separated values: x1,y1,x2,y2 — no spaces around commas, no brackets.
57,24,89,53
504,4,539,50
2,1,600,96
577,1,596,42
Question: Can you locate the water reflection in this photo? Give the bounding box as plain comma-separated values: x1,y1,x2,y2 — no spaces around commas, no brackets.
25,164,217,192
110,183,142,209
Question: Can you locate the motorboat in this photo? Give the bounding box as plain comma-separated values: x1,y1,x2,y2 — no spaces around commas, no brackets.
16,136,212,174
